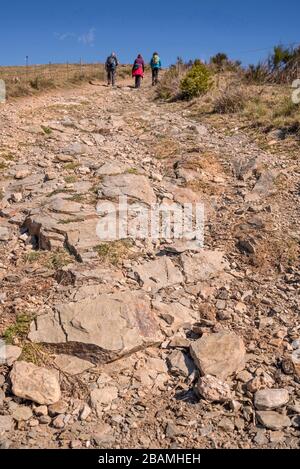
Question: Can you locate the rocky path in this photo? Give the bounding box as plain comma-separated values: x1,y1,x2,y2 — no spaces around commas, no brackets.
0,75,299,449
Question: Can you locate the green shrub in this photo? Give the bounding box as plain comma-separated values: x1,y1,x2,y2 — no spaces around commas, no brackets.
180,62,213,100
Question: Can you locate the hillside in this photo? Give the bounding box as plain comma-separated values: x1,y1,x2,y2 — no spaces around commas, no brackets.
0,72,299,449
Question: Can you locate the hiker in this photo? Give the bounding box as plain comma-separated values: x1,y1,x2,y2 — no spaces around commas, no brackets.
132,54,145,89
150,52,161,85
105,52,119,86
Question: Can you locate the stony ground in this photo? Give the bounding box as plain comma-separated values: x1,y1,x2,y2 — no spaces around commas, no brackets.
0,74,299,449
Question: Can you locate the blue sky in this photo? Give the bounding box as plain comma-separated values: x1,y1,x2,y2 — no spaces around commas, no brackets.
1,0,300,66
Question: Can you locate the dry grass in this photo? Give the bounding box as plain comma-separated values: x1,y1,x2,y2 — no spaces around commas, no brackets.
1,63,105,98
213,87,246,114
152,137,180,160
156,67,182,100
185,71,300,142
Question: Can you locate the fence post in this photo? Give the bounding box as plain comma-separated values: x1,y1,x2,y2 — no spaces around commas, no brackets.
26,55,29,81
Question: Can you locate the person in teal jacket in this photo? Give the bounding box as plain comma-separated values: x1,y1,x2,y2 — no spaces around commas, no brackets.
150,52,162,86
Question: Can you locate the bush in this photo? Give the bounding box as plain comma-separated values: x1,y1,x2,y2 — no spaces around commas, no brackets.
244,63,269,83
180,62,213,100
213,88,246,114
30,76,55,90
273,97,298,118
210,52,228,68
156,66,181,100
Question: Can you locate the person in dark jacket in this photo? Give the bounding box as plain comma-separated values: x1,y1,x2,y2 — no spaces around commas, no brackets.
105,52,119,86
132,54,145,89
150,52,162,86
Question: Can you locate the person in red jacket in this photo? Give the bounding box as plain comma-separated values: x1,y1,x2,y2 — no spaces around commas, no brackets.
132,54,145,88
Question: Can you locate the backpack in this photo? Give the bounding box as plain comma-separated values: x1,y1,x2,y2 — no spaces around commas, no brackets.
152,55,160,65
107,56,116,69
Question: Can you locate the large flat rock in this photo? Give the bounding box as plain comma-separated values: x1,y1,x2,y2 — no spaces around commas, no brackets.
152,300,199,330
99,174,156,206
28,291,162,364
256,411,291,430
23,196,101,259
254,389,289,410
134,257,183,292
181,250,229,283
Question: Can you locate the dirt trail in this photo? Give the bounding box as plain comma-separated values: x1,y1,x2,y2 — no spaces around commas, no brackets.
0,74,299,449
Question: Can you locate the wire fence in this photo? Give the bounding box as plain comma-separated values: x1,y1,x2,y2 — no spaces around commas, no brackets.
0,61,106,85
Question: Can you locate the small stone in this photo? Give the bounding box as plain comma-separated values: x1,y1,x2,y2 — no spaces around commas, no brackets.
1,345,22,366
33,405,48,417
97,373,113,387
167,350,195,377
254,429,268,445
197,375,232,403
247,374,274,393
0,439,10,449
90,386,118,410
190,331,246,380
269,431,285,443
11,192,22,203
70,440,82,449
237,237,256,255
230,400,242,413
10,361,61,405
45,172,56,181
15,170,30,180
80,404,91,421
54,354,94,376
78,166,90,175
39,415,51,425
218,417,234,432
235,418,245,430
12,406,33,422
291,349,300,377
168,336,190,349
52,414,66,429
234,302,247,314
199,425,213,437
291,415,300,428
93,423,115,445
0,415,13,433
29,418,39,427
237,370,253,383
48,400,68,417
292,339,300,350
19,233,29,242
254,389,289,410
166,422,182,438
0,226,10,242
216,300,226,310
282,358,295,375
256,411,291,430
0,389,5,406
